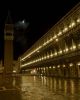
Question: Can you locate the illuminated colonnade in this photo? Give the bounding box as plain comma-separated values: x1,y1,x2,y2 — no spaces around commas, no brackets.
20,3,80,78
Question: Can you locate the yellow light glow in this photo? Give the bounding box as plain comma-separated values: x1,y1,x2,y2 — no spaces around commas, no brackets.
65,48,69,52
49,66,51,68
47,55,50,59
71,22,76,27
63,49,66,52
69,22,76,28
73,45,76,50
21,63,28,67
78,43,80,48
44,56,47,59
39,58,41,61
50,53,53,58
57,65,60,68
77,18,80,23
53,66,55,68
43,42,46,46
58,31,62,36
58,50,62,54
42,57,43,60
70,47,73,50
77,62,80,66
69,63,73,67
44,68,45,70
63,27,68,32
53,35,57,39
46,40,49,44
50,51,53,58
49,38,53,42
63,65,66,67
31,69,37,74
55,38,58,42
69,24,72,28
54,52,57,56
38,45,42,49
13,70,16,73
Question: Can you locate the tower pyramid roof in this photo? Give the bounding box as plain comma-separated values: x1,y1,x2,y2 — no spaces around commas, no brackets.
5,11,13,24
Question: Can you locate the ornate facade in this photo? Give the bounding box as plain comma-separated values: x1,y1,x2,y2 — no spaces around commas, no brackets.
20,2,80,78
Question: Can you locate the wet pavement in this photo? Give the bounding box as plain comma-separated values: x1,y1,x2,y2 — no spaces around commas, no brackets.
0,75,80,100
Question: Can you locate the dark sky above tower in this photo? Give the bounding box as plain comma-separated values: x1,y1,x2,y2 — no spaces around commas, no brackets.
0,0,79,60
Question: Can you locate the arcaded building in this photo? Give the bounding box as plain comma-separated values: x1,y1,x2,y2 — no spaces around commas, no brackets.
20,2,80,78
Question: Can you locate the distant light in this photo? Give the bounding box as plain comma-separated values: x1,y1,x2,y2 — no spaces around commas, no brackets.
63,65,66,67
55,38,58,42
49,66,51,68
63,27,68,33
44,68,45,70
57,65,60,68
65,48,69,52
22,20,25,23
58,50,62,54
13,70,16,73
53,66,55,69
73,45,76,50
58,31,62,36
77,62,80,66
77,18,80,23
31,69,37,74
70,47,73,50
50,53,53,57
54,52,57,56
53,35,57,39
78,43,80,48
44,56,46,59
69,22,75,28
49,38,53,42
69,63,73,67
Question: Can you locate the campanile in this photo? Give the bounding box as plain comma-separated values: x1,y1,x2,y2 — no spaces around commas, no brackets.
4,12,14,74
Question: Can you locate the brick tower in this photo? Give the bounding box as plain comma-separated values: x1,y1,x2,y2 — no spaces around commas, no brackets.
4,12,14,74
3,12,14,88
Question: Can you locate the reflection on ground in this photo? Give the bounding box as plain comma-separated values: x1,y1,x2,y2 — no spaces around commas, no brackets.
0,74,80,100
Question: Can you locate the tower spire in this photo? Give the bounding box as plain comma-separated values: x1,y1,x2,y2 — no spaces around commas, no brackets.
5,11,12,24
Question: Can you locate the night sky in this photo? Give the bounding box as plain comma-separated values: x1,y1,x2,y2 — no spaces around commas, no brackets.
0,0,79,60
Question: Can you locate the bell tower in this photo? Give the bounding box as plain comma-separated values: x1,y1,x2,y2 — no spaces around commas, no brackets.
4,12,14,74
